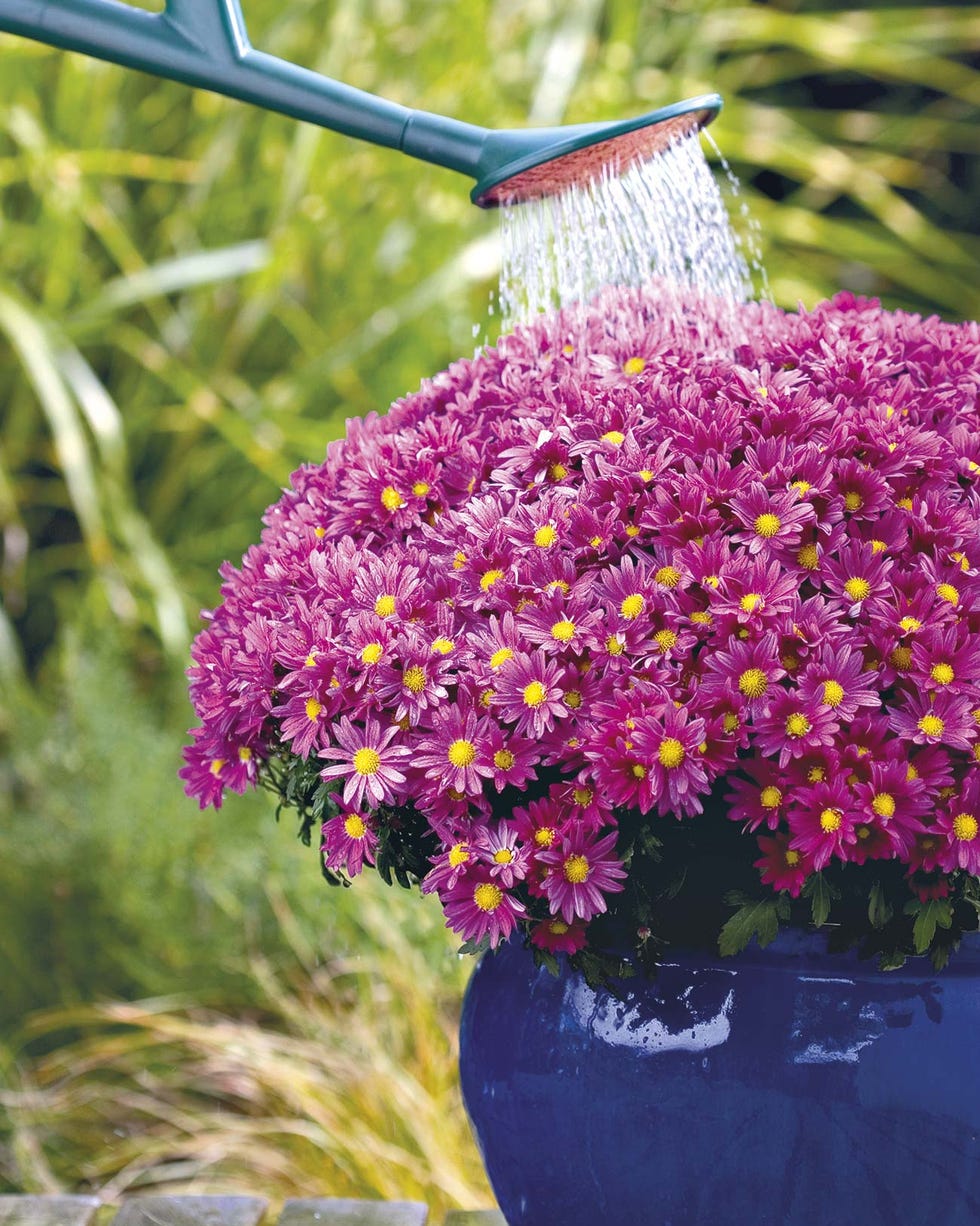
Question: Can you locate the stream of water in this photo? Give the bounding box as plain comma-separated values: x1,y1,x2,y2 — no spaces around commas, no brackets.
497,128,762,337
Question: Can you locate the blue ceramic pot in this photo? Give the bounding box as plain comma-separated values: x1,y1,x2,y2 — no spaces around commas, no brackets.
459,929,980,1226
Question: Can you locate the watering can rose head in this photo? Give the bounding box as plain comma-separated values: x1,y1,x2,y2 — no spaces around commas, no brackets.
181,287,980,974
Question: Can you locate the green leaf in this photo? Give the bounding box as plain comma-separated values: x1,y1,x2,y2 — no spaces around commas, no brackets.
719,893,790,957
802,872,837,927
904,897,954,953
458,937,490,958
868,881,893,929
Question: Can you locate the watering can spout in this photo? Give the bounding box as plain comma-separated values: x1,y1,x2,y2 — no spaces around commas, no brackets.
0,0,721,208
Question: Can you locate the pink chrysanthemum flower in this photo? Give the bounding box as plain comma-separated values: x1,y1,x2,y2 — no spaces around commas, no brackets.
936,777,980,875
442,872,526,948
754,832,812,898
493,650,570,738
537,828,627,923
318,716,411,808
414,705,496,797
321,810,379,877
184,286,980,967
530,916,589,955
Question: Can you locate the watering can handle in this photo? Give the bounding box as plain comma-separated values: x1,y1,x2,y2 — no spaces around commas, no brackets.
0,0,489,178
0,0,723,205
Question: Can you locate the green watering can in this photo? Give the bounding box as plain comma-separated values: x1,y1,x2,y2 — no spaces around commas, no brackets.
0,0,721,206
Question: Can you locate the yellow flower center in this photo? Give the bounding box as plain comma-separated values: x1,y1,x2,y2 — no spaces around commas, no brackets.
453,550,467,570
620,593,644,619
534,525,558,548
760,786,782,809
523,681,548,707
551,619,576,643
844,491,863,512
844,577,871,601
631,763,647,779
238,747,252,762
493,749,515,770
403,665,426,694
820,808,843,833
654,629,678,651
740,593,763,613
606,635,625,656
723,711,740,733
917,714,945,738
431,636,455,655
808,766,825,783
791,480,811,496
785,712,811,738
344,814,367,839
353,747,381,775
896,497,914,510
601,430,625,446
623,356,646,375
890,645,913,671
936,583,959,605
449,843,469,867
447,739,476,768
209,759,225,776
380,486,404,511
481,569,505,591
785,848,801,866
412,481,430,497
931,662,955,686
691,610,713,625
305,697,323,721
639,469,654,482
573,786,593,806
563,854,590,883
549,919,570,934
797,543,819,570
305,653,317,667
314,526,326,539
493,848,514,865
374,594,396,617
548,462,568,481
489,647,514,670
822,680,845,708
754,512,782,538
534,827,556,848
658,737,685,769
953,813,979,842
870,539,887,554
899,616,921,633
474,882,504,912
871,793,895,818
738,668,768,699
655,565,681,588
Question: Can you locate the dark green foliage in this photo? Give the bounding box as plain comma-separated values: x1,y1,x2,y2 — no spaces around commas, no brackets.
718,892,792,956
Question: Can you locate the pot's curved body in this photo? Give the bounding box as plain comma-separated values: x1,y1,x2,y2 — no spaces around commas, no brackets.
459,930,980,1226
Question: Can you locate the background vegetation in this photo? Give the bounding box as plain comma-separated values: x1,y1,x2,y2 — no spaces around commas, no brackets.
1,0,978,1219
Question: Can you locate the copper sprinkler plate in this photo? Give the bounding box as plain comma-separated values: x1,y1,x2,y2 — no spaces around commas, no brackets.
475,110,713,208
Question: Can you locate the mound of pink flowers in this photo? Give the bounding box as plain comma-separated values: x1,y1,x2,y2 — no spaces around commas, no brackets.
182,289,980,967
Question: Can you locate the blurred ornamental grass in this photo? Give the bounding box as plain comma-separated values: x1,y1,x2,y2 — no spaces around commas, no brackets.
0,0,978,1210
0,888,492,1219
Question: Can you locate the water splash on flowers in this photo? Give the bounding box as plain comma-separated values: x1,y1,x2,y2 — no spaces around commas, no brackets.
498,131,756,336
